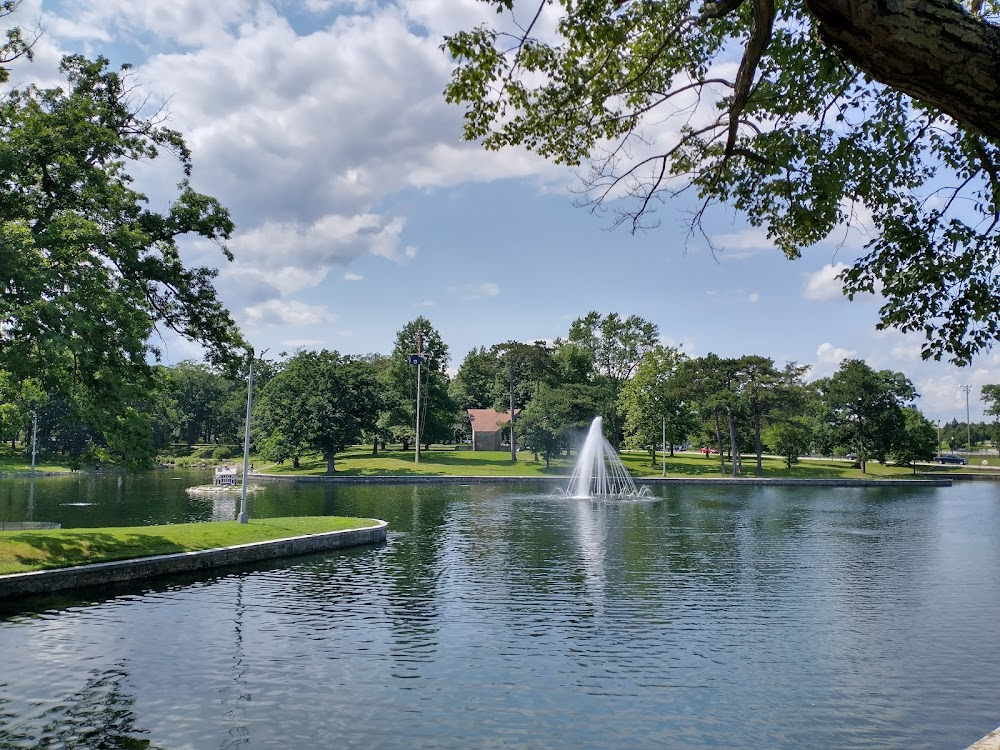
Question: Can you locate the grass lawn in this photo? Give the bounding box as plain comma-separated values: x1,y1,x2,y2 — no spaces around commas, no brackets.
0,516,379,576
0,445,76,474
257,445,946,480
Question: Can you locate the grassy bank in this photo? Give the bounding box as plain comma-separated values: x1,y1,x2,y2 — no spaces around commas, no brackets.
0,516,379,576
258,445,953,480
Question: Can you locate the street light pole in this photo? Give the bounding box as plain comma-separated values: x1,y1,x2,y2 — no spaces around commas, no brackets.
239,348,267,524
30,410,37,474
961,384,973,455
415,356,422,464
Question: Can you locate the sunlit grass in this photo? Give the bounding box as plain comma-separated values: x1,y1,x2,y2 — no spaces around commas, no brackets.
0,516,379,575
257,445,947,480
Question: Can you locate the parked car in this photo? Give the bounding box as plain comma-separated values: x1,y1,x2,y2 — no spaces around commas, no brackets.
846,453,857,461
935,454,967,465
699,446,719,455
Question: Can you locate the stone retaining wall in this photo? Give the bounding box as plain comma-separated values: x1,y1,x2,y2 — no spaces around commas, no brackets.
0,521,387,600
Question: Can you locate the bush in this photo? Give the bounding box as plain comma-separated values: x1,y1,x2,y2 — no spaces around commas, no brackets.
212,446,235,460
192,446,215,460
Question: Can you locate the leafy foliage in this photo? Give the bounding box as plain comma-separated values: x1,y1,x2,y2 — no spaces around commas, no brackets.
445,0,1000,363
0,55,242,457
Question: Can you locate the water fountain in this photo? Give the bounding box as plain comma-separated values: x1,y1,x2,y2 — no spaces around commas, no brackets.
562,417,651,499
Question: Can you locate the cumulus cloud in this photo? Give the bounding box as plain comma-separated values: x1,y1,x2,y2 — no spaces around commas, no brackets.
343,272,364,282
243,300,338,327
803,263,849,301
808,342,857,380
31,0,567,347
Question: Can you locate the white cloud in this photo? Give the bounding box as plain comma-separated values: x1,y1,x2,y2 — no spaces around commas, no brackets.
808,342,857,380
747,292,760,303
243,300,338,327
343,272,364,282
803,263,849,302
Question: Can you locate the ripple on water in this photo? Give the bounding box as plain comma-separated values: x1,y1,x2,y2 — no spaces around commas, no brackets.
1,483,1000,749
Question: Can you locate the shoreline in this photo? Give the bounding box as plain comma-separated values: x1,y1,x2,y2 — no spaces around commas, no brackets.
0,521,388,600
247,472,953,487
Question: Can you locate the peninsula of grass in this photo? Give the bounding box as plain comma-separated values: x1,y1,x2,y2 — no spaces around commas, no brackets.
256,445,965,480
0,516,379,576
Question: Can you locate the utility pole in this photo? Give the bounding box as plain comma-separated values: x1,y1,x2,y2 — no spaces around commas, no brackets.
239,348,267,524
411,329,424,465
961,384,973,455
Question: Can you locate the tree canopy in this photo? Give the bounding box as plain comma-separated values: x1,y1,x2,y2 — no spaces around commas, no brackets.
444,0,1000,364
0,54,242,452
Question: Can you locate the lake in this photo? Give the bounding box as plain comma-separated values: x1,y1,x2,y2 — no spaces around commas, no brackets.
0,471,998,748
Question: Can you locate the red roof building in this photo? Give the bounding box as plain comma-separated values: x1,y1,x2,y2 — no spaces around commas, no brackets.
466,408,519,451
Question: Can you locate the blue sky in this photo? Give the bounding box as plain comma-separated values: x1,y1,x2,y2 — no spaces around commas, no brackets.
14,0,1000,424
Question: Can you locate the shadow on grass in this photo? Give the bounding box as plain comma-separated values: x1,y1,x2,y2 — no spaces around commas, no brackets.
11,532,186,570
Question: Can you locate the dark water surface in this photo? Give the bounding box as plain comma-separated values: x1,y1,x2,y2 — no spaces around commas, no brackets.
0,472,998,749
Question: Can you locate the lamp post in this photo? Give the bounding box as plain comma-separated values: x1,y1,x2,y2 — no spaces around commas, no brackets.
936,419,942,455
409,329,426,464
239,348,267,524
30,410,37,474
960,384,973,455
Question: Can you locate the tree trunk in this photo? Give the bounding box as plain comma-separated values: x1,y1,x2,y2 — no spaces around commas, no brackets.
293,455,300,469
649,446,658,467
727,408,739,478
372,437,378,457
754,410,763,476
714,409,727,474
806,0,1000,138
401,439,410,452
326,451,336,474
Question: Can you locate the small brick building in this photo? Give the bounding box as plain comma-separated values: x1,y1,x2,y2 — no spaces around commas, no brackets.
466,408,519,451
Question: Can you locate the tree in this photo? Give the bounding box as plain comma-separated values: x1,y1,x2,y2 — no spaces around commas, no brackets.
253,350,378,473
168,361,228,447
674,354,737,475
567,311,659,445
0,54,242,456
445,0,1000,364
737,357,809,475
517,383,601,468
892,406,938,473
381,318,457,453
491,340,553,461
450,346,502,410
818,359,916,472
981,384,1000,450
619,345,696,466
763,417,813,469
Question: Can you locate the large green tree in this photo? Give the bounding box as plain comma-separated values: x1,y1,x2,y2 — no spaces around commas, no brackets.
619,344,696,466
517,383,601,468
567,311,659,445
892,406,938,473
254,350,378,473
818,359,916,472
0,54,242,461
445,0,1000,364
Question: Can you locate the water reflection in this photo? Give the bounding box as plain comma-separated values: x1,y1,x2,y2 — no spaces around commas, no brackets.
1,480,999,748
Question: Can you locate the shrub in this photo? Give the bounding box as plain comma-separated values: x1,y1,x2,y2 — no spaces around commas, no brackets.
212,446,235,460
